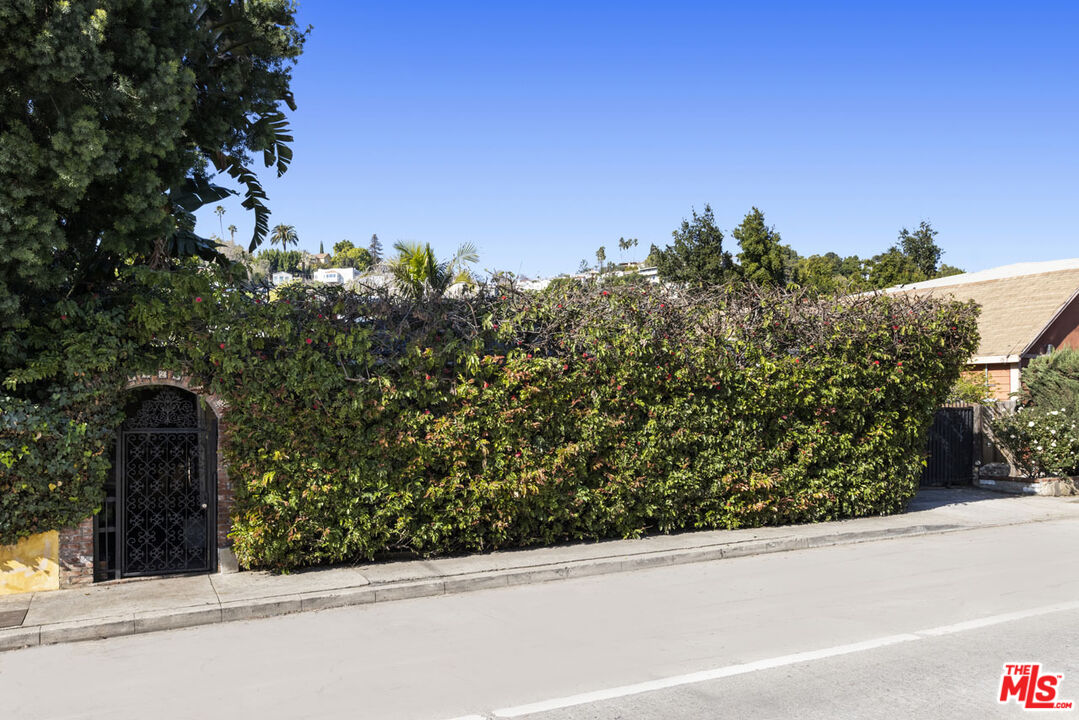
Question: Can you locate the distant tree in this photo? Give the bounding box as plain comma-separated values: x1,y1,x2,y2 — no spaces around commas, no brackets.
898,221,942,277
332,245,374,270
270,224,299,254
215,205,226,238
868,247,926,289
256,249,303,274
578,259,590,274
595,246,607,273
789,252,869,293
864,221,962,289
319,240,324,254
938,263,964,277
733,207,786,286
389,242,479,299
617,237,639,262
644,244,663,267
793,253,842,293
778,243,801,282
369,234,383,263
227,224,237,244
652,204,733,287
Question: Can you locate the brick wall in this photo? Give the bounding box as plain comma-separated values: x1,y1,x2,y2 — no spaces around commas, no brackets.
58,518,94,587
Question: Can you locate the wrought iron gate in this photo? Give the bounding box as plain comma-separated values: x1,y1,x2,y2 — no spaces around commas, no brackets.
922,406,974,486
103,388,215,578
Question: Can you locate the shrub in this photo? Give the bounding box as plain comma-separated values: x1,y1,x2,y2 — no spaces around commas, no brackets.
991,349,1079,477
992,407,1079,478
0,397,114,545
1,268,979,565
1018,347,1079,412
128,272,977,569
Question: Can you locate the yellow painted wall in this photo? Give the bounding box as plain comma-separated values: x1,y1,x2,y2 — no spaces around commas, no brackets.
0,531,60,595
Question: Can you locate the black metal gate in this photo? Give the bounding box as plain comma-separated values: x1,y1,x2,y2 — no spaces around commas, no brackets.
103,388,215,578
922,406,974,486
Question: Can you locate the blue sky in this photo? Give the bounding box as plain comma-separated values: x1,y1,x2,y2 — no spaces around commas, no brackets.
197,2,1079,278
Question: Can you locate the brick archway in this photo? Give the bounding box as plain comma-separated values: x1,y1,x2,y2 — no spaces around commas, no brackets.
57,371,234,586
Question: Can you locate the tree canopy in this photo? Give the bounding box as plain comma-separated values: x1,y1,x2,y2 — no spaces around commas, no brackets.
0,0,307,341
646,205,961,294
733,207,786,286
650,204,734,287
330,240,374,270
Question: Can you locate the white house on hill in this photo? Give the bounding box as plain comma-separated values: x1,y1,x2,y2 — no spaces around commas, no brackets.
312,267,359,285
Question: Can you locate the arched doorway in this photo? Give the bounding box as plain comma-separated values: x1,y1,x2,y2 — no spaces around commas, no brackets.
95,387,218,579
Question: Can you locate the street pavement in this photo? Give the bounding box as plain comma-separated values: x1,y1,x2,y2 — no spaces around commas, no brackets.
2,512,1078,719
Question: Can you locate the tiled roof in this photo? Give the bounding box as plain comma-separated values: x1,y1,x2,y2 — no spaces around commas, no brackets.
886,260,1079,359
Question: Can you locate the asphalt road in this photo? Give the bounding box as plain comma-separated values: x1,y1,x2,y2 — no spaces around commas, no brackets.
3,518,1078,720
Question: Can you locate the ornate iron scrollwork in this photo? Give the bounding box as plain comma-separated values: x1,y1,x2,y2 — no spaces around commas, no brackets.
123,388,199,429
117,387,213,577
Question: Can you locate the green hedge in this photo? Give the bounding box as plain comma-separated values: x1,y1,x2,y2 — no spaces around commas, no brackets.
0,269,978,564
0,397,113,544
126,272,978,570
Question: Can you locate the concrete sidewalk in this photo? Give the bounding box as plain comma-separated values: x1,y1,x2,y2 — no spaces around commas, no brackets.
2,488,1077,652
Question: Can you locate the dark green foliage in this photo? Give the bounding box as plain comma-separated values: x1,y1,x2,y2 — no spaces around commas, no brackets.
102,270,975,570
898,221,943,277
0,288,140,543
0,266,978,558
1019,348,1079,413
0,0,306,338
867,247,928,289
938,264,964,278
329,240,374,270
258,249,304,274
652,205,735,286
790,252,867,294
866,221,950,288
734,208,786,286
0,397,118,545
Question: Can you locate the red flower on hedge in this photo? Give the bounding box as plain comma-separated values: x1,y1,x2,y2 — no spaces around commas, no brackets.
195,297,202,303
305,338,313,344
219,343,226,349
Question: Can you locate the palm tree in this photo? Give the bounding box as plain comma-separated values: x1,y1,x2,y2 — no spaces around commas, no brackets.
228,224,237,243
388,241,478,300
215,205,226,238
270,224,299,253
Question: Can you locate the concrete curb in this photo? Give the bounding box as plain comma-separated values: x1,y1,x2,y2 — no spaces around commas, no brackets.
0,520,975,654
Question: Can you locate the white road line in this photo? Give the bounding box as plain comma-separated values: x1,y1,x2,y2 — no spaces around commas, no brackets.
444,599,1079,719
